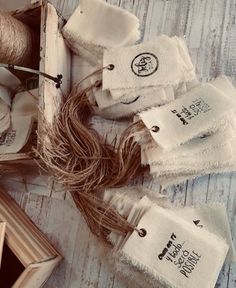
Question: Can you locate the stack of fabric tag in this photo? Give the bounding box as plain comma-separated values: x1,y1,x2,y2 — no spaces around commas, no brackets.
64,0,198,119
103,186,235,288
135,75,236,187
93,35,198,119
0,68,38,154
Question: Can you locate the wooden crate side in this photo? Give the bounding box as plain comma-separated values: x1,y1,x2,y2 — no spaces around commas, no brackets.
39,1,71,125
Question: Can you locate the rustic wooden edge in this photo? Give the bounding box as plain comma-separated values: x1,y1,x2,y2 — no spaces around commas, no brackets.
0,187,62,287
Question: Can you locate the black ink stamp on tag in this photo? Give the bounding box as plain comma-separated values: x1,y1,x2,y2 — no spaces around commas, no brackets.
131,52,159,77
0,130,16,147
121,96,140,105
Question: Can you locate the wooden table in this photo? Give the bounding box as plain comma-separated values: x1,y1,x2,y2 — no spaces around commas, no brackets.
1,0,236,287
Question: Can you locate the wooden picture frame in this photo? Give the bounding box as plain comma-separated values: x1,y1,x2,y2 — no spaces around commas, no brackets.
0,222,6,267
0,188,62,287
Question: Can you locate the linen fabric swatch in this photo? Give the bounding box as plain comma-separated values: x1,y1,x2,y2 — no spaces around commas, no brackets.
62,0,140,65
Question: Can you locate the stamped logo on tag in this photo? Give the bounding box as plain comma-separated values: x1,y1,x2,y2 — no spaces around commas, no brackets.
131,52,159,77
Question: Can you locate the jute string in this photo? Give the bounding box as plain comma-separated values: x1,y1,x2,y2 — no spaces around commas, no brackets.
0,11,37,67
36,67,147,244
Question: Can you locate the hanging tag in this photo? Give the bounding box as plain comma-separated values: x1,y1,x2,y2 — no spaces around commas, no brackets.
0,115,33,154
150,143,236,178
119,205,228,288
142,121,234,165
103,36,190,93
12,88,38,119
0,68,21,87
0,86,11,107
139,80,236,150
174,204,236,262
62,0,140,64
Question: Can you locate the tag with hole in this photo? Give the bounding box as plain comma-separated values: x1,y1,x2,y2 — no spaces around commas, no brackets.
139,79,236,150
119,205,228,288
103,36,195,94
141,120,234,165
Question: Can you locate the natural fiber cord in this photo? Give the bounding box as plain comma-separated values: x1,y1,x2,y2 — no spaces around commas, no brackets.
36,81,145,244
0,11,37,67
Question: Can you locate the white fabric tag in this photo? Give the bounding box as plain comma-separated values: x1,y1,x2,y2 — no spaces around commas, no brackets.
0,99,10,134
0,68,21,87
62,0,140,64
141,121,234,165
174,204,236,262
120,205,228,288
97,78,199,119
150,140,235,176
104,186,169,218
0,115,33,154
104,188,169,246
12,88,38,119
0,111,10,135
139,80,235,150
157,161,236,188
103,36,191,92
0,86,11,106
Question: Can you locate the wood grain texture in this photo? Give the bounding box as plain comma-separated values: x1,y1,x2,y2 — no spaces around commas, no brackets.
1,0,236,287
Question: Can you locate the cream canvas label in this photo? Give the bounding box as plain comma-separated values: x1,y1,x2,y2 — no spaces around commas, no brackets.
120,205,229,288
139,82,235,150
102,36,184,92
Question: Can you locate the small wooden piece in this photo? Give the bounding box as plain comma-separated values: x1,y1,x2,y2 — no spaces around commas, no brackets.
0,222,6,267
0,188,62,287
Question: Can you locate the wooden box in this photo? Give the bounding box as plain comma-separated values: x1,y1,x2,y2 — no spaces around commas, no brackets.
0,0,71,162
0,188,62,287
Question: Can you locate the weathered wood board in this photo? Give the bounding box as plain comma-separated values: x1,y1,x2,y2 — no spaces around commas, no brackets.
1,0,236,287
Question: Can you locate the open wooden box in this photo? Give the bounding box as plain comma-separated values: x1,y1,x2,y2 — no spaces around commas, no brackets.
0,188,62,287
0,0,71,162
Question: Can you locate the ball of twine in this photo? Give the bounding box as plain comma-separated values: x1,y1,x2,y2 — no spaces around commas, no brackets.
0,12,36,67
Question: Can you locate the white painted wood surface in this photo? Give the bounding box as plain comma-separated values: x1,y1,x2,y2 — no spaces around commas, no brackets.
1,0,236,287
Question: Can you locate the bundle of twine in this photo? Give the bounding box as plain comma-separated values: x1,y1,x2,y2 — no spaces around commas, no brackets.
0,11,37,67
37,78,147,245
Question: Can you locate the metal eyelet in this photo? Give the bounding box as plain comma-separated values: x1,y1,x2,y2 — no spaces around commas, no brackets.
138,228,147,237
107,64,115,71
151,126,160,133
